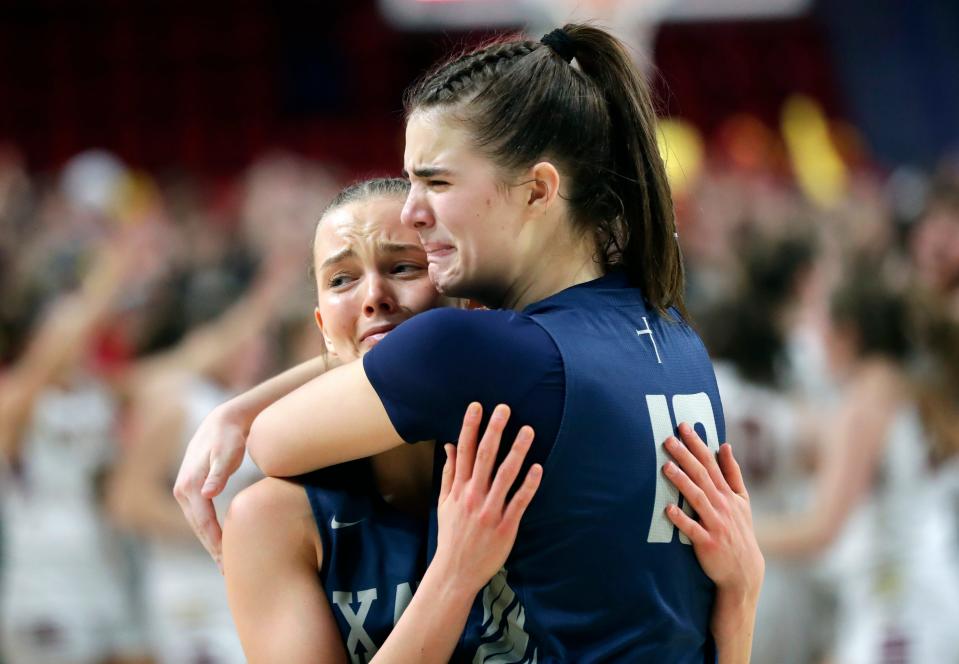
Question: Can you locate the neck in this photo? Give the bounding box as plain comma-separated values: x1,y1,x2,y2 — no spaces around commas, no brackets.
500,238,604,311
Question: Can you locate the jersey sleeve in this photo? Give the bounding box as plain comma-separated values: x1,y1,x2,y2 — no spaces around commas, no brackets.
361,308,564,457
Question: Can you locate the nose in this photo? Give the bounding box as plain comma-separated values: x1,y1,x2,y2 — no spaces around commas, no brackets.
362,272,398,317
400,188,434,231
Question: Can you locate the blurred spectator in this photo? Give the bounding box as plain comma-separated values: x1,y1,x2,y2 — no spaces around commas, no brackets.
0,230,155,664
753,265,959,664
106,257,297,663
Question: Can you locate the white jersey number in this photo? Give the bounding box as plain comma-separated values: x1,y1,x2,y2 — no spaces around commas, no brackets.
645,392,720,544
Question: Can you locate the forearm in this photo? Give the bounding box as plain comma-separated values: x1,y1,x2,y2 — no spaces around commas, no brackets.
79,239,130,313
755,514,833,558
760,368,894,559
712,587,760,664
0,380,29,463
153,293,278,379
371,562,476,663
10,241,129,403
109,481,196,539
247,361,402,477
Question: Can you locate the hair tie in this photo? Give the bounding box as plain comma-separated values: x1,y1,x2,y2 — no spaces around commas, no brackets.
541,28,576,64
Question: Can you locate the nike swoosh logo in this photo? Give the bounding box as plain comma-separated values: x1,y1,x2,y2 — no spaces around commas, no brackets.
330,516,365,529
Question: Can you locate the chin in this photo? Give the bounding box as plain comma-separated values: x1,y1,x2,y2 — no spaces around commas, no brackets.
430,265,500,307
428,264,458,295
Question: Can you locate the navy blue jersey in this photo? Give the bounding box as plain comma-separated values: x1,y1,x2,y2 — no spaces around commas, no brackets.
363,270,725,663
299,461,427,663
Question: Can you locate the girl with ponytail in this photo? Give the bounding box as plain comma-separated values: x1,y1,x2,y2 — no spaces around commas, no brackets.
176,25,762,663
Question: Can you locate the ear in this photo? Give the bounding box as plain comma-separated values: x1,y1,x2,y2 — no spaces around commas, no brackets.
314,307,337,356
525,161,561,213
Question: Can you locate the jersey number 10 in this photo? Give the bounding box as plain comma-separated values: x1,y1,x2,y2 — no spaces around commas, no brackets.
645,392,720,545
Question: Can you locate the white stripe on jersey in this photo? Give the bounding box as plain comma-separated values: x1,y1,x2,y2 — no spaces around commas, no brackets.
473,567,537,664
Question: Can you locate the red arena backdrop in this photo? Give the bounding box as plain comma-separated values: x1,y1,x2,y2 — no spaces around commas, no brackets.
0,1,842,176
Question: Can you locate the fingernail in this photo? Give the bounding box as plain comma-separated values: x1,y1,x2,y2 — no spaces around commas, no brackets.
493,404,509,420
468,402,481,418
664,437,677,449
678,422,690,434
663,461,676,474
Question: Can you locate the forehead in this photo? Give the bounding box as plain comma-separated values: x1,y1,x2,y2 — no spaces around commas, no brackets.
403,109,474,170
314,196,414,256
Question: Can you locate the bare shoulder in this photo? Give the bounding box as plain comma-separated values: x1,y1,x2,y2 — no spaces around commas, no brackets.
226,476,323,564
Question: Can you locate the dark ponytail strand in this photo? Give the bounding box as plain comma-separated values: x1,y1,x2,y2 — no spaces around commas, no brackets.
563,24,685,318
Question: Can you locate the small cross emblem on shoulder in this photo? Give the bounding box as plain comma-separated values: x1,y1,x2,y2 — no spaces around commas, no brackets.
636,316,662,364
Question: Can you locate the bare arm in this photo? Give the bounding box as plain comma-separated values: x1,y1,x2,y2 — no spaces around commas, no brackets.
372,404,542,663
107,371,194,538
119,251,300,396
0,234,134,462
756,361,899,557
246,360,404,477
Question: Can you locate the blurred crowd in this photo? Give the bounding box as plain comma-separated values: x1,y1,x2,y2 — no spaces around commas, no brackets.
678,138,959,663
0,147,335,664
1,103,958,664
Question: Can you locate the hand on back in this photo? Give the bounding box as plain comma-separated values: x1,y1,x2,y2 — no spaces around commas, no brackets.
433,403,543,593
663,423,764,600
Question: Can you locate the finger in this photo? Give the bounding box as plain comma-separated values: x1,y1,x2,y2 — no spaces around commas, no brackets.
472,404,510,491
676,423,727,492
718,443,748,497
202,448,242,499
664,434,722,504
665,503,709,546
188,494,224,563
455,402,482,484
662,460,721,530
174,481,208,547
502,464,543,529
439,443,456,501
486,425,534,510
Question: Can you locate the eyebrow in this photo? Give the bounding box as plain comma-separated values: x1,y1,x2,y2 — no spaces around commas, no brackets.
402,166,452,179
318,242,423,270
319,247,354,270
378,241,423,254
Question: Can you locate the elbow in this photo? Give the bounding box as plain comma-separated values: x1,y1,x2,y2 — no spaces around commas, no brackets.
246,410,288,477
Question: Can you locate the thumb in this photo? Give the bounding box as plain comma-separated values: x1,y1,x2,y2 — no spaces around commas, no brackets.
202,452,236,498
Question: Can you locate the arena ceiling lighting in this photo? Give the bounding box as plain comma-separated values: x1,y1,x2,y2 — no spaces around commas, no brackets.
379,0,813,30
